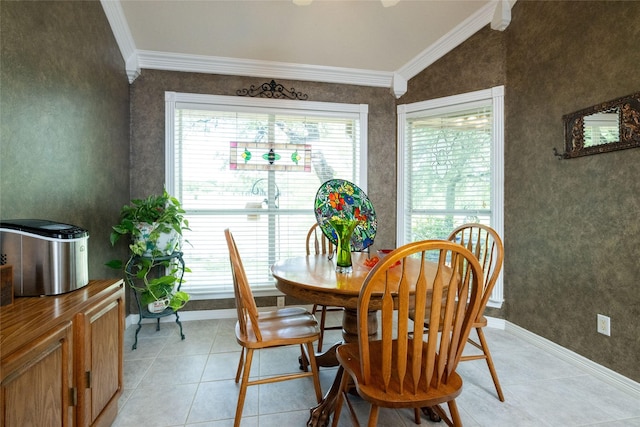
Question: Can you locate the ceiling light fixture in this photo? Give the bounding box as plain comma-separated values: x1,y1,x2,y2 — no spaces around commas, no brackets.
293,0,399,7
380,0,400,7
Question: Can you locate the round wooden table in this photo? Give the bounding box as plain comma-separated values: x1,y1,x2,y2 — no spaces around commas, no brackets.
271,252,446,427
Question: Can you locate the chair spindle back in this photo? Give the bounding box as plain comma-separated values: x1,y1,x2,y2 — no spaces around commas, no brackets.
448,223,503,320
357,240,483,395
224,229,262,342
306,223,334,256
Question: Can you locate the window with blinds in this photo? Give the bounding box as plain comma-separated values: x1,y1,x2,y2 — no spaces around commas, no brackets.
397,86,504,307
165,92,368,298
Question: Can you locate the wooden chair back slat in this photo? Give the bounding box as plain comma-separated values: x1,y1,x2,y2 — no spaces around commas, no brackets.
224,229,262,342
356,240,483,397
380,282,393,392
447,251,472,371
396,267,411,394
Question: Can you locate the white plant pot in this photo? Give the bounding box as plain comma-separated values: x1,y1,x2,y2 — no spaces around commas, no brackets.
134,222,180,257
148,298,170,313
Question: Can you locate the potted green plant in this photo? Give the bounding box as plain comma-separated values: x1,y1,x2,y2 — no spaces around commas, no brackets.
107,189,191,312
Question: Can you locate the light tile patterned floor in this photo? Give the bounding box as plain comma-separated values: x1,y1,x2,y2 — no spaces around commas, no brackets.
113,312,640,427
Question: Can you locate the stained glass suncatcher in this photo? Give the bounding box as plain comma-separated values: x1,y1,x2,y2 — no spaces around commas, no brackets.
230,142,312,171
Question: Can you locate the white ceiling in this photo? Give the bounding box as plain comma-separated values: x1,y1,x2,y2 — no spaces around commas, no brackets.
103,0,512,96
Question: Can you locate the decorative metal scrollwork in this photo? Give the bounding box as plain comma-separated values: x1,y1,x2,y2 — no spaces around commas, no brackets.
236,79,309,100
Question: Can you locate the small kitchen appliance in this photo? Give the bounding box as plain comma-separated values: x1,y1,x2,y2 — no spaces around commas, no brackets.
0,219,89,296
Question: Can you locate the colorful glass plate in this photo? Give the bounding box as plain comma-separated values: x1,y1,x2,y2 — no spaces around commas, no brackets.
314,179,377,251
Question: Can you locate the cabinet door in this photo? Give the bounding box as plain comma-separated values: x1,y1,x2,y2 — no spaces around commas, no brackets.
1,321,74,427
75,285,124,427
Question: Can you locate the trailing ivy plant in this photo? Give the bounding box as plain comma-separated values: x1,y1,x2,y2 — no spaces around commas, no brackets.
107,189,191,311
125,255,190,311
108,189,190,258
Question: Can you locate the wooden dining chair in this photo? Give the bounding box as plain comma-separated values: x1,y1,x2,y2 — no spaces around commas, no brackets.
332,240,484,427
306,223,341,351
224,229,323,427
410,224,505,404
447,223,505,402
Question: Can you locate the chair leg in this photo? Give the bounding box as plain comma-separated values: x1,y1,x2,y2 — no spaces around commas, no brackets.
447,400,462,427
305,341,323,402
235,347,245,383
234,348,254,427
299,344,310,371
318,305,328,351
367,405,379,427
413,408,421,424
476,327,505,402
432,404,455,427
331,369,350,427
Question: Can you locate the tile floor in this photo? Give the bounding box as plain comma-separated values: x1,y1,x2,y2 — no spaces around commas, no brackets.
113,311,640,427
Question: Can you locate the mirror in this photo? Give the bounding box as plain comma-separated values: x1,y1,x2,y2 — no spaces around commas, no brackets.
555,92,640,159
583,111,619,147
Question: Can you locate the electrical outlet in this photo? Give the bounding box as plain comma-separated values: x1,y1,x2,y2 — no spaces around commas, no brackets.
277,296,285,307
597,314,610,336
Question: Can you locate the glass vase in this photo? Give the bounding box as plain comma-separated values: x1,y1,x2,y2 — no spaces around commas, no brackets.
329,218,358,273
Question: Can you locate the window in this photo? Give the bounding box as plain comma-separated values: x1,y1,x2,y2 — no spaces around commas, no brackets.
397,86,504,307
165,92,368,298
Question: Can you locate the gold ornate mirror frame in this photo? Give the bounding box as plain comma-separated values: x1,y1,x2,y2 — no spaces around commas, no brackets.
554,92,640,159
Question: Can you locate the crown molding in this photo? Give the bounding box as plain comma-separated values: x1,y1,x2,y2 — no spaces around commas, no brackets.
136,50,394,89
101,0,512,96
491,0,513,31
99,0,140,82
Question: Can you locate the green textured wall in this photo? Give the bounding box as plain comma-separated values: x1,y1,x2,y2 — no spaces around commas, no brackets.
402,1,640,382
505,1,640,382
0,0,131,280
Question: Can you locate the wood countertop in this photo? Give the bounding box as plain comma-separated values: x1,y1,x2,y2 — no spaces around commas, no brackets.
0,279,124,359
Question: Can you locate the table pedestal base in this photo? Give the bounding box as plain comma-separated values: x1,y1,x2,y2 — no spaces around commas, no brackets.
422,406,442,422
307,365,344,427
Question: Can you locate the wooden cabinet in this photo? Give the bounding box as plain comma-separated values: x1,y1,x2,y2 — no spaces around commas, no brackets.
75,286,124,427
1,321,74,427
0,280,124,427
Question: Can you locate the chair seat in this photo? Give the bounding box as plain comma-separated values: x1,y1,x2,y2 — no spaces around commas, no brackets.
474,314,487,328
236,308,320,349
336,339,463,408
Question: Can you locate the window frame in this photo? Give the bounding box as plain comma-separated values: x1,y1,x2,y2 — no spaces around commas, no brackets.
396,86,504,308
164,91,369,299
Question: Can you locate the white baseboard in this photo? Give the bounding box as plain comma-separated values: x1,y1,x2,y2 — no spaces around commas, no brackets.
125,311,640,400
505,321,640,400
124,305,313,328
486,316,506,329
126,308,238,328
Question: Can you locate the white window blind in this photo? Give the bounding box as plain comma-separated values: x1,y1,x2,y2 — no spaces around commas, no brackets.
165,92,368,298
397,86,504,307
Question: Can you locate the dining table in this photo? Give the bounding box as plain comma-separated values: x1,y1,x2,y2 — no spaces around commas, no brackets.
271,251,447,427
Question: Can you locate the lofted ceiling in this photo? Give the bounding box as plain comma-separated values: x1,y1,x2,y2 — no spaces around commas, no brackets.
103,0,512,96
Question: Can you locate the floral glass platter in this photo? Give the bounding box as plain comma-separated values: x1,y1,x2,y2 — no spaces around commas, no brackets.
314,179,377,252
